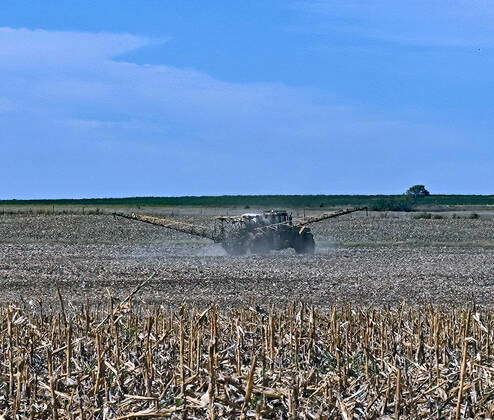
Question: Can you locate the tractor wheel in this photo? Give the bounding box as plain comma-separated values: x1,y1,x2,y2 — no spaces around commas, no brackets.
250,237,271,254
293,231,315,255
222,238,249,255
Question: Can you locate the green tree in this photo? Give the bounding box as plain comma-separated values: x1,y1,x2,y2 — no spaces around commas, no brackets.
406,185,430,197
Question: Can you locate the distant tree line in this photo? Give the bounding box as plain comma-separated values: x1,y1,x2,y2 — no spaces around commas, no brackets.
2,186,494,210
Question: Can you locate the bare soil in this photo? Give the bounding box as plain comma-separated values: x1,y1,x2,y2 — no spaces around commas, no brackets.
1,211,494,307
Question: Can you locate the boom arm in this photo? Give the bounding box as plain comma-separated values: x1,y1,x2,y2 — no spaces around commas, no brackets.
294,207,367,227
113,212,217,241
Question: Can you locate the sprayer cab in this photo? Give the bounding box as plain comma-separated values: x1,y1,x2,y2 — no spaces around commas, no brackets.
239,210,291,227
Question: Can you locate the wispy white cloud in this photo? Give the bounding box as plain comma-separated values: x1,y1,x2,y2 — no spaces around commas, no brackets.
0,27,489,197
0,27,150,65
1,27,356,148
293,0,494,47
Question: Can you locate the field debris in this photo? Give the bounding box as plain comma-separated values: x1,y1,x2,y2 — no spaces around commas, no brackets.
1,303,494,418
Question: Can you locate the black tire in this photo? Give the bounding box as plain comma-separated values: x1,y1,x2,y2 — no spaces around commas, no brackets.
303,233,315,254
222,237,249,255
250,237,271,254
293,231,315,255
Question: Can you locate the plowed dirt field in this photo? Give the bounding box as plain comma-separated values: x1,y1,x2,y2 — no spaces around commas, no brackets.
1,211,494,307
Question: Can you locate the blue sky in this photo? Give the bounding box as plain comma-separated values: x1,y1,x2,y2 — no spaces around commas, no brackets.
1,1,493,198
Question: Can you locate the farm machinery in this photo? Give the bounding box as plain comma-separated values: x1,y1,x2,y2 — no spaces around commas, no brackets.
113,207,367,255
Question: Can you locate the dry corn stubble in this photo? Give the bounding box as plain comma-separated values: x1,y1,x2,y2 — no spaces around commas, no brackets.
1,302,494,419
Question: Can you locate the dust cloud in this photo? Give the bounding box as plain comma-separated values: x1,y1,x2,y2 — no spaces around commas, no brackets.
196,243,228,257
314,240,337,254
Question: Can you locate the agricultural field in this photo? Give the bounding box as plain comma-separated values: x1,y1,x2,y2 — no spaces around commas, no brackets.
0,209,494,306
1,208,494,418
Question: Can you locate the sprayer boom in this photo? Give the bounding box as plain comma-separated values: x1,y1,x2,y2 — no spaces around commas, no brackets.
113,212,217,241
112,206,367,256
294,207,367,227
